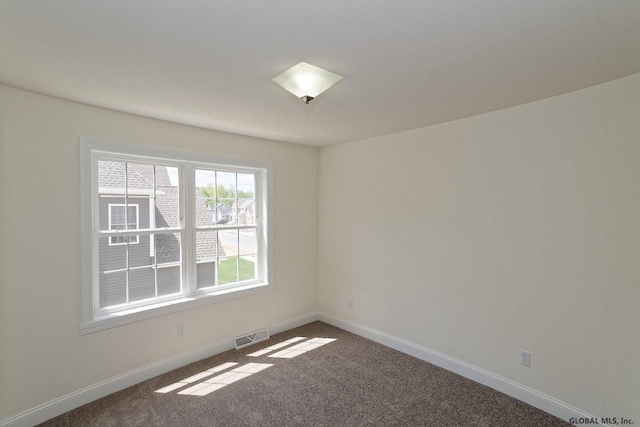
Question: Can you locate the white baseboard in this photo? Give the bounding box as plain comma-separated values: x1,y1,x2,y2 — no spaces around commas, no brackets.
0,312,320,427
2,311,607,427
318,312,608,427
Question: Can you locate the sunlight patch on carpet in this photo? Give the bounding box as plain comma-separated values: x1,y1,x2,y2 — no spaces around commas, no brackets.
155,337,337,396
154,361,238,393
248,336,307,357
178,363,273,396
268,338,336,359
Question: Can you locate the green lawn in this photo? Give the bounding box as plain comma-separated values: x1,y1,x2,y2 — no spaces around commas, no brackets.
218,257,255,284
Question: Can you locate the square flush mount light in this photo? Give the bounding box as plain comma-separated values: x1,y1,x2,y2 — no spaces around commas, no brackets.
272,62,343,104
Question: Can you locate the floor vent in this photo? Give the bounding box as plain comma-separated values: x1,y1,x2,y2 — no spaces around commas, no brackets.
234,328,270,350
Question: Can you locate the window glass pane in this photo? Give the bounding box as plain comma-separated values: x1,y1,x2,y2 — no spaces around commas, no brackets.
99,236,126,275
196,170,216,195
196,231,218,289
195,169,217,227
99,271,126,309
107,204,139,245
98,160,126,188
125,163,153,231
126,160,153,193
218,229,239,285
218,229,238,257
99,160,125,231
216,172,236,199
109,205,125,241
112,205,125,226
197,262,216,289
239,255,256,282
127,229,154,302
129,267,156,302
127,207,137,226
157,232,182,295
218,257,238,285
158,265,181,296
239,229,257,255
236,199,255,225
237,173,255,199
99,236,126,309
155,166,180,228
196,231,218,263
217,199,236,225
156,232,182,265
127,205,138,234
128,233,152,268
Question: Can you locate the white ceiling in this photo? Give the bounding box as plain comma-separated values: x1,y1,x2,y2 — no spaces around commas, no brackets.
1,1,640,147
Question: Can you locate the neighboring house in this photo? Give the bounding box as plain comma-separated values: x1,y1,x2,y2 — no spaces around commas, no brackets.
98,161,225,309
231,199,256,225
210,200,255,225
209,202,233,224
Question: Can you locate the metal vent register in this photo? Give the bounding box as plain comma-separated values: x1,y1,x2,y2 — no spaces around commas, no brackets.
234,328,270,350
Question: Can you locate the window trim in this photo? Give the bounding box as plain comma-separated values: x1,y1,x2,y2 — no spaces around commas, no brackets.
80,138,273,335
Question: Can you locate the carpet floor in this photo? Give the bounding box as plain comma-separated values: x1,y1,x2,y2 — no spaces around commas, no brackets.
39,321,570,426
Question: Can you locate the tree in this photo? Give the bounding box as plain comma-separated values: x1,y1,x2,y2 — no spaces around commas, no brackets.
200,185,253,207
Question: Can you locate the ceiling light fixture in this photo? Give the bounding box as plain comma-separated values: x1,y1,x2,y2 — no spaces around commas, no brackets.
272,62,343,104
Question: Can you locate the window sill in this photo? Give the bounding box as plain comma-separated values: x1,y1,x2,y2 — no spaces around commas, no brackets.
80,281,272,335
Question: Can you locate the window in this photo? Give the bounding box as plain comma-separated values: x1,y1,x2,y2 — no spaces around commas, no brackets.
194,169,258,288
108,204,139,245
81,139,272,334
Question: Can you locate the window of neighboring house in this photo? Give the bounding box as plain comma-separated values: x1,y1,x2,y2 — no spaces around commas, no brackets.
108,204,139,245
80,139,273,334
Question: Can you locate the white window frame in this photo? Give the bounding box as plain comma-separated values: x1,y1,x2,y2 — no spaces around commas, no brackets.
108,203,140,246
80,138,273,335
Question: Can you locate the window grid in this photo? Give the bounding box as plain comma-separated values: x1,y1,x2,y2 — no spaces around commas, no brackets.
152,165,158,299
124,164,130,304
97,160,185,310
194,169,258,290
92,155,264,316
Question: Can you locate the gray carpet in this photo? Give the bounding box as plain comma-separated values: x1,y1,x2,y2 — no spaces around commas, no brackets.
39,321,569,426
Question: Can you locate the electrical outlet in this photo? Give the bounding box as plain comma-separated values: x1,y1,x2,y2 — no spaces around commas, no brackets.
177,324,185,337
520,350,530,367
348,299,354,309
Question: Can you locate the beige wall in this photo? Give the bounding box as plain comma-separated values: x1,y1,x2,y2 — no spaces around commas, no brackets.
318,73,640,421
2,72,639,423
0,85,318,420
